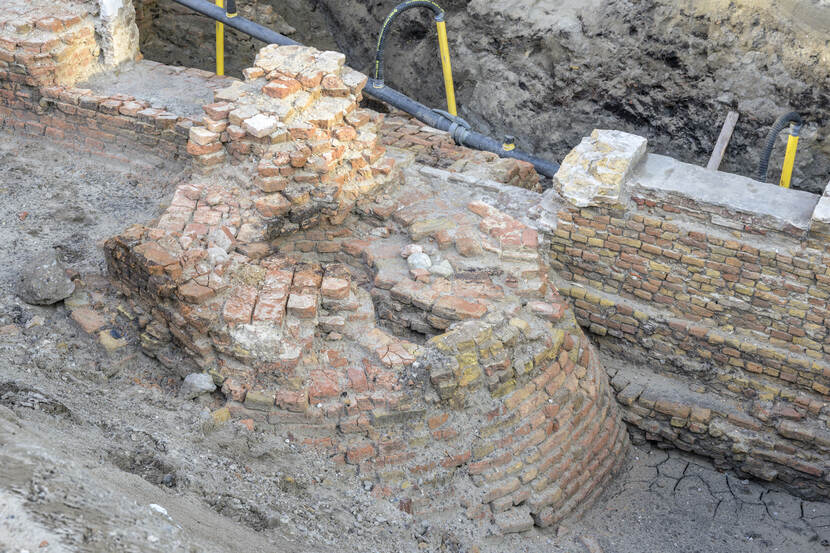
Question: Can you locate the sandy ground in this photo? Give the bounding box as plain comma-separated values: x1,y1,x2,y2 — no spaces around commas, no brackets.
1,132,828,553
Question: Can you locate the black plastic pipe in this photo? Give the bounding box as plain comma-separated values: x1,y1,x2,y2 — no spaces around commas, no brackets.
758,111,802,182
171,0,299,45
367,80,560,176
373,0,443,83
168,0,560,177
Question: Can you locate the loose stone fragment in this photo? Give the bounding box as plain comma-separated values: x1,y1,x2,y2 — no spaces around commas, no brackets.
17,249,75,305
180,373,216,399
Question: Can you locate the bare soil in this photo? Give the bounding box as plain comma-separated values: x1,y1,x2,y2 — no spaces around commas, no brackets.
1,133,827,553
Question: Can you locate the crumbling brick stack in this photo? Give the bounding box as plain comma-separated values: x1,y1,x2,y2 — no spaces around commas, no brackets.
185,45,395,235
0,2,98,87
0,2,229,165
380,113,542,191
103,44,630,534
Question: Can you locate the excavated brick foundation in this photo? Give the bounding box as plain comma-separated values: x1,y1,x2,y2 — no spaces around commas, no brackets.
1,0,630,534
101,44,629,533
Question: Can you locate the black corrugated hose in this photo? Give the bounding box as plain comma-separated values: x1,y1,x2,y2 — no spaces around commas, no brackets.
758,111,802,182
372,1,444,85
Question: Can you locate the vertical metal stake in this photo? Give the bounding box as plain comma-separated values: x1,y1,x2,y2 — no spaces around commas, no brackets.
779,132,800,189
216,0,224,76
435,19,456,116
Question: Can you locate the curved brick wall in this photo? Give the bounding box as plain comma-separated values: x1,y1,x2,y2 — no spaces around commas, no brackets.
105,180,629,532
98,47,628,533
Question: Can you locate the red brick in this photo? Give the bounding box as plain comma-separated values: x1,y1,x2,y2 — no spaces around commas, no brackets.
433,296,487,320
222,286,258,325
428,413,449,429
70,308,106,334
263,77,302,99
254,193,291,217
252,289,287,324
203,102,232,120
528,301,564,322
309,369,340,403
287,293,317,318
346,442,376,464
321,277,350,299
276,389,308,412
187,140,223,156
347,367,368,392
178,281,214,304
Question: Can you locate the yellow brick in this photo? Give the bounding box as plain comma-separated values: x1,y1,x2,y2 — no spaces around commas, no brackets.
569,287,587,300
456,351,478,368
492,379,516,398
649,261,671,273
459,364,481,387
734,284,754,296
809,287,829,299
212,407,231,424
585,292,601,305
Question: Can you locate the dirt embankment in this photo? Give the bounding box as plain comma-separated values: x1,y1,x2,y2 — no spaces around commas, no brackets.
134,0,830,192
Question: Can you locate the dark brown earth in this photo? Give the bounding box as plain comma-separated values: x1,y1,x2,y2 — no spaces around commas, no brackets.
134,0,830,193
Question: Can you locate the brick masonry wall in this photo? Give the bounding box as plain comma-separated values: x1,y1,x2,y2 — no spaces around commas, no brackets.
380,113,542,191
0,8,98,88
103,170,629,532
549,134,830,499
0,5,221,166
0,82,194,165
92,45,631,528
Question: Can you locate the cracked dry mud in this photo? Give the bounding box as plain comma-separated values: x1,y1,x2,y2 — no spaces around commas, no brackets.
1,133,828,552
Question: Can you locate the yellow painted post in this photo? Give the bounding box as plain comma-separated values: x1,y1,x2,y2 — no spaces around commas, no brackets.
435,19,457,116
215,0,224,76
779,132,800,189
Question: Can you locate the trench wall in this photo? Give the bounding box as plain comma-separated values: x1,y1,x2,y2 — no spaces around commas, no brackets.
548,130,830,498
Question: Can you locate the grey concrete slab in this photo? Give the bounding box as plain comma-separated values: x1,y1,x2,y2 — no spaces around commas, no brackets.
631,154,819,231
80,60,238,119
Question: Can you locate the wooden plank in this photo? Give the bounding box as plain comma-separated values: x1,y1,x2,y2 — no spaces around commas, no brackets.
706,110,740,171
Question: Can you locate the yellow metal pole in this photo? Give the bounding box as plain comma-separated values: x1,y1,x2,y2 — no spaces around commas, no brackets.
435,19,457,116
215,0,224,76
779,133,799,189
